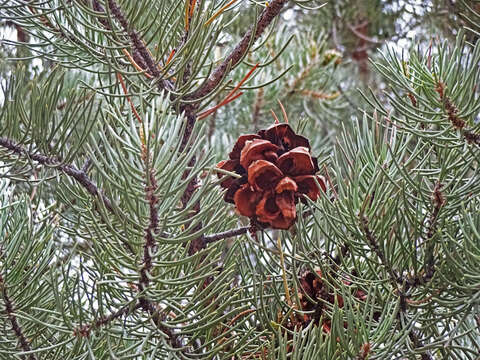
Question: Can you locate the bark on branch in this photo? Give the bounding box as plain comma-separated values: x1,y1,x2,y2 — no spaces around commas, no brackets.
203,226,249,244
188,0,289,101
1,274,37,360
0,136,134,255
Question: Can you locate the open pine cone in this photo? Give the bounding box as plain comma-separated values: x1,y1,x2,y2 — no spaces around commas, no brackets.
296,269,367,331
217,123,326,229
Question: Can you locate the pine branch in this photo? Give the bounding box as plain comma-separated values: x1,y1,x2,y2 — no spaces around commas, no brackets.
408,330,435,360
359,215,399,282
178,0,197,85
203,226,249,244
435,81,480,147
347,21,383,44
359,208,437,359
87,0,173,90
423,183,443,280
90,0,112,30
188,0,289,100
287,53,320,96
0,137,111,210
405,182,445,288
177,0,289,255
143,301,183,349
89,0,145,69
80,158,92,173
139,170,158,296
105,0,158,78
0,274,37,360
177,110,204,255
0,137,134,255
134,159,185,350
332,242,351,265
24,4,78,45
73,302,142,337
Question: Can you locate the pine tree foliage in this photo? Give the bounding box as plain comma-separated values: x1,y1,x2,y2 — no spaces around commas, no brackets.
1,1,480,359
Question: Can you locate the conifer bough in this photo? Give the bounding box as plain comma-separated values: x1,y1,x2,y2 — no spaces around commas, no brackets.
1,1,480,359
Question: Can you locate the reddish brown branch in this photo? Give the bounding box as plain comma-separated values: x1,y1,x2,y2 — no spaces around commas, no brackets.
203,226,249,244
359,215,399,282
106,0,172,90
88,0,172,90
436,81,480,147
188,0,289,100
139,170,159,294
1,274,37,360
73,302,142,338
359,200,438,359
0,137,134,255
405,182,445,288
106,1,155,75
444,97,466,129
25,5,77,44
95,304,139,327
409,330,434,360
134,146,177,352
142,301,183,349
178,110,204,255
0,137,112,211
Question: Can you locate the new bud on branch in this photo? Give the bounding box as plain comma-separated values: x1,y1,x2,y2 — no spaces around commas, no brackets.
217,122,326,229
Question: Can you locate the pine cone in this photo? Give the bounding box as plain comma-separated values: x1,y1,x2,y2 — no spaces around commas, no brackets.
217,123,326,230
297,269,368,330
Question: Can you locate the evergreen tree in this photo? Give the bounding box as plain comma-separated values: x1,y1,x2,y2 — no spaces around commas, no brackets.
1,1,479,359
